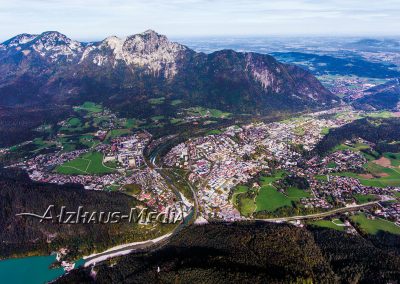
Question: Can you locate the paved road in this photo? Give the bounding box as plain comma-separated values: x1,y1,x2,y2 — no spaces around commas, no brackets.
254,201,379,223
83,233,172,267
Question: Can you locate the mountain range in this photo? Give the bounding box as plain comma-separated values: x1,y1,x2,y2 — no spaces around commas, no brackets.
0,30,338,117
354,78,400,111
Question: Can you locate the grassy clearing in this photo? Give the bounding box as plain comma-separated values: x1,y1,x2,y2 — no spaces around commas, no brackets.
170,99,183,106
233,171,310,215
256,185,292,212
75,101,102,113
363,111,395,119
332,142,370,153
148,97,165,105
124,184,142,195
238,196,257,217
187,107,231,119
151,115,165,122
327,161,337,169
311,219,346,232
294,127,305,136
315,175,328,182
206,129,223,135
106,185,121,191
351,213,400,235
231,185,248,208
106,129,130,140
170,118,184,124
321,127,330,135
60,117,86,133
353,194,378,204
124,119,140,129
56,152,115,175
79,134,98,148
286,187,311,201
68,118,82,127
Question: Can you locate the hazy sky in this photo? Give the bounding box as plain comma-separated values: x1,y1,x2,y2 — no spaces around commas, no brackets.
1,0,400,41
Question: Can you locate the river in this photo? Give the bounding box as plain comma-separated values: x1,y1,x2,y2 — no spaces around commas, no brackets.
0,255,84,284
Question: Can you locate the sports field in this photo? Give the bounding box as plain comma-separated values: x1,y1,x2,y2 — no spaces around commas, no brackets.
56,152,115,175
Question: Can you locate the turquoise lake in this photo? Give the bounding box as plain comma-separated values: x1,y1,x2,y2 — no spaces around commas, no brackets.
0,255,84,284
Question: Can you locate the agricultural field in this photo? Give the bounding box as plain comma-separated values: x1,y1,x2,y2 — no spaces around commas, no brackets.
56,152,115,175
332,153,400,188
383,152,400,167
350,213,400,235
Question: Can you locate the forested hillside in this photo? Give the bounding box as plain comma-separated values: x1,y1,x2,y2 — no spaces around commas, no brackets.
58,222,400,283
0,168,172,260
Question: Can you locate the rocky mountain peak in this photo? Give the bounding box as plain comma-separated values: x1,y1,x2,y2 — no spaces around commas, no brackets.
80,30,188,78
124,30,186,55
28,31,83,62
1,33,38,50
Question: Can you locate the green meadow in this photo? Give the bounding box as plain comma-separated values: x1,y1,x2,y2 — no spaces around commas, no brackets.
232,171,312,216
351,213,400,235
332,153,400,188
311,219,346,232
75,101,103,113
56,152,115,175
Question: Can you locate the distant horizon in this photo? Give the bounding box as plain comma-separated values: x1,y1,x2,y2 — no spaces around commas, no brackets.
2,30,400,44
2,0,400,42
